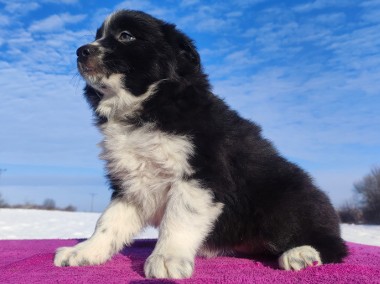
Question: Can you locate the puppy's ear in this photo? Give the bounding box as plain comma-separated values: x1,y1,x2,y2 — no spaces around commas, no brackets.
162,24,201,72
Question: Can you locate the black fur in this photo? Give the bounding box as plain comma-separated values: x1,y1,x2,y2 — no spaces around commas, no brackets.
80,10,347,265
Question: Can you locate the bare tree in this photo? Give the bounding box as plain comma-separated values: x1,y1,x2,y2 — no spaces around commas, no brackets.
338,201,363,224
42,198,56,210
0,169,8,208
0,192,8,208
354,166,380,224
63,205,77,212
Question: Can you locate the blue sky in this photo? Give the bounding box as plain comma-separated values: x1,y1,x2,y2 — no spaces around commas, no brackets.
0,0,379,212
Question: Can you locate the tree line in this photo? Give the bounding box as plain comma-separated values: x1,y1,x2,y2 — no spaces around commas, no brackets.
0,195,76,212
0,169,76,212
338,166,380,224
0,167,379,221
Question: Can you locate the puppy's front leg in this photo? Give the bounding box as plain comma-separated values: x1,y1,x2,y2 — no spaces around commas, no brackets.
54,200,143,267
144,181,223,279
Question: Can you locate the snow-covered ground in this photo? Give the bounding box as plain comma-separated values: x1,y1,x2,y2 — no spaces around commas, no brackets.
1,209,379,247
0,209,157,240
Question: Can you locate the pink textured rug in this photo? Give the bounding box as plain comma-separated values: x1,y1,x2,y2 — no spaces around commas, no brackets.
1,239,380,283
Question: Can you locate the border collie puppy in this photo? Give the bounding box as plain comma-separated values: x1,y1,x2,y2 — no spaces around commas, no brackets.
54,10,347,278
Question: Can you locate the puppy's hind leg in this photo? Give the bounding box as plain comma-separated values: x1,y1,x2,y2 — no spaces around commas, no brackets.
54,200,144,267
278,235,348,271
278,245,322,271
144,180,223,279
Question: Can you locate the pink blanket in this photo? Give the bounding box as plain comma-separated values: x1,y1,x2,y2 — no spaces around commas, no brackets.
1,239,379,283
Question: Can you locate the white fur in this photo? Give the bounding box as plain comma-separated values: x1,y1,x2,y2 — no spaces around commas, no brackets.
103,13,114,35
96,77,159,119
82,72,156,119
144,180,223,278
278,245,322,271
94,12,115,42
99,120,195,224
54,200,143,266
54,80,223,278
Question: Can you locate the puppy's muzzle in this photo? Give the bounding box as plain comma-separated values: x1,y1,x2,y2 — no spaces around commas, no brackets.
76,44,103,75
76,44,100,62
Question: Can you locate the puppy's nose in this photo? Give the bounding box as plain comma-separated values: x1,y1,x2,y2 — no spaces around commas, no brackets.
76,44,99,59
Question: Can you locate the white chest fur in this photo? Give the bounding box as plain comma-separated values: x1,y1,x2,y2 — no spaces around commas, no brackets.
99,121,195,225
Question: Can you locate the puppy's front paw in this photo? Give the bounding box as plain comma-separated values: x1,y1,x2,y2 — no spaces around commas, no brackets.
278,245,322,271
144,254,194,279
54,243,109,267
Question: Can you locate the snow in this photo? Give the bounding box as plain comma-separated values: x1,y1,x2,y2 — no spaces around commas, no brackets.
1,209,379,247
0,209,157,240
340,224,380,247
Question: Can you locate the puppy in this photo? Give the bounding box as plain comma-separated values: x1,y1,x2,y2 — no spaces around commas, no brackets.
54,10,347,278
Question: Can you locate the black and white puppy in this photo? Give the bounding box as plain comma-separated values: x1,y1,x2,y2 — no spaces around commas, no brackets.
54,10,347,278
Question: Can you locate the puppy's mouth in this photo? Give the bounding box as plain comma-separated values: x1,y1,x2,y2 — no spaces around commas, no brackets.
77,57,110,89
77,61,102,77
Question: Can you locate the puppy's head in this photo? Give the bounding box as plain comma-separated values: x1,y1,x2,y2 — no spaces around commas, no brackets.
77,10,201,114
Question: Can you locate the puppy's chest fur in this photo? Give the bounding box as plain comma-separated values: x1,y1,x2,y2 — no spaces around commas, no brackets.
99,120,194,225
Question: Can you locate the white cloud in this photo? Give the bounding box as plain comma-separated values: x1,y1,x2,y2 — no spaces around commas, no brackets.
361,9,380,23
193,3,380,171
360,0,380,7
115,0,156,11
325,24,380,77
29,13,86,33
2,1,40,14
2,24,90,74
43,0,79,4
6,28,34,45
226,11,243,18
234,0,266,7
293,0,355,13
0,14,10,26
180,0,200,6
115,0,172,19
177,4,240,33
195,17,229,33
204,47,262,79
314,12,346,25
0,63,99,168
114,2,241,33
214,67,380,166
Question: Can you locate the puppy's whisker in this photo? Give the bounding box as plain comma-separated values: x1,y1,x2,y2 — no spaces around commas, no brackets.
70,72,82,85
68,71,85,95
94,90,102,99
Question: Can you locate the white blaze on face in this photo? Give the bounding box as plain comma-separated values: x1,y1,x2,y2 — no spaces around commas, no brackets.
79,12,118,92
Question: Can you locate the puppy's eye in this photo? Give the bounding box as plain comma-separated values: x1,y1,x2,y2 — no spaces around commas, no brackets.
119,31,135,42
